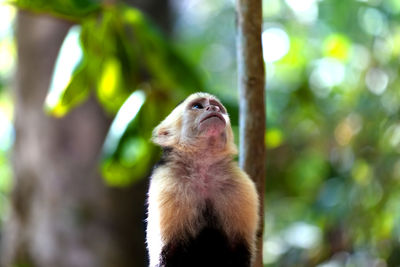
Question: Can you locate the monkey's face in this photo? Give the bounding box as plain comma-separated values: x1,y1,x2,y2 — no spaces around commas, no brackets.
152,93,237,155
182,97,229,139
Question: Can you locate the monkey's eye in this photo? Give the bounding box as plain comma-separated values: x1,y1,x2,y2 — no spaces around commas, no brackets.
192,103,204,109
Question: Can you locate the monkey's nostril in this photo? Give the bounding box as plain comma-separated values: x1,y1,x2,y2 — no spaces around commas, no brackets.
206,105,220,112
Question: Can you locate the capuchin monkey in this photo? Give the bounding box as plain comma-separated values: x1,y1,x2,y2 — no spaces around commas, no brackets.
146,92,259,267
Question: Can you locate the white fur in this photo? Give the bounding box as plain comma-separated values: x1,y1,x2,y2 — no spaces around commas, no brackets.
146,181,164,267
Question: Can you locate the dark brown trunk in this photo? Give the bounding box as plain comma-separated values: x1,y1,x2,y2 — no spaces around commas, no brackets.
236,0,266,266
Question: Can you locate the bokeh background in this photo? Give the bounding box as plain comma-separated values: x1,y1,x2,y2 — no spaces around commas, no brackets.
0,0,400,266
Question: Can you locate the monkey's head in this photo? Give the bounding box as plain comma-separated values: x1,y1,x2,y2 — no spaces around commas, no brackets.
152,92,237,155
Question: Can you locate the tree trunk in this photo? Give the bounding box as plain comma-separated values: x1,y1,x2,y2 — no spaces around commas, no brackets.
236,0,266,266
2,1,171,266
3,11,131,267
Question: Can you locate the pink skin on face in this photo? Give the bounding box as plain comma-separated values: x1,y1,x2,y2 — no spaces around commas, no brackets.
197,101,227,137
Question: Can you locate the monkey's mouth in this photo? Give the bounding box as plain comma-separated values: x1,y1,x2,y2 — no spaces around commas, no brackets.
200,112,225,124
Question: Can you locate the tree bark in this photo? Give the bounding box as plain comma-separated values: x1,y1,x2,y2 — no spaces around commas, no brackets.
2,11,134,267
236,0,266,266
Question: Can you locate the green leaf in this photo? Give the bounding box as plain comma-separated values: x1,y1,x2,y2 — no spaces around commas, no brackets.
96,57,130,113
41,4,205,187
121,6,203,93
12,0,101,21
102,137,154,187
46,61,90,117
101,90,177,187
46,5,202,118
45,25,86,116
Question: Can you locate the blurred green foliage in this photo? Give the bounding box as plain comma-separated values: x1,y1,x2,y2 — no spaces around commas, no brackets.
12,0,101,21
260,0,400,266
101,89,177,186
168,0,400,265
0,1,15,229
11,0,204,186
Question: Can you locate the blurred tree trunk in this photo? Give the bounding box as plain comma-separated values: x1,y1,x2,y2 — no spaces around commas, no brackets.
2,1,171,267
236,0,266,266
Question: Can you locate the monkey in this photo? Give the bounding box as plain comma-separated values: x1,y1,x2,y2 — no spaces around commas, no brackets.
146,92,259,267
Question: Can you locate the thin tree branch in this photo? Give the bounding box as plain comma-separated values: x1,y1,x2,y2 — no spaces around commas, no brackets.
236,0,266,266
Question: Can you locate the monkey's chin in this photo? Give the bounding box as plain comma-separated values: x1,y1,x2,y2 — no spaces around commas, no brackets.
199,117,226,137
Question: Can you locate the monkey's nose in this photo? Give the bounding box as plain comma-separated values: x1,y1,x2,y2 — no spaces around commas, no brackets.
206,105,220,112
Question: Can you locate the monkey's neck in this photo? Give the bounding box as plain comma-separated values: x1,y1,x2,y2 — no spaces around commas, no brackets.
178,134,233,157
165,147,232,173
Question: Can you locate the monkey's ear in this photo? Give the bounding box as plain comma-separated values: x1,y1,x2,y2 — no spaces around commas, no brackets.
152,126,175,147
151,110,182,147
